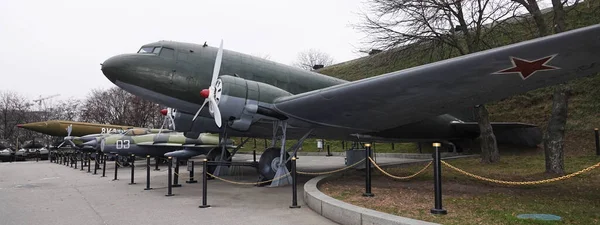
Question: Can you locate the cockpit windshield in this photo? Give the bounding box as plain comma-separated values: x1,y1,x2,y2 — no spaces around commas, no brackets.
124,128,151,136
137,46,162,54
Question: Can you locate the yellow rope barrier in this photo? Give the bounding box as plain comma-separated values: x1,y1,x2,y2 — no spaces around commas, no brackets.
207,172,291,185
441,160,600,185
368,157,432,180
296,158,366,175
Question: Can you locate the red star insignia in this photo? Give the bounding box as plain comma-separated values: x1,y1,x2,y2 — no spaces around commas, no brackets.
493,54,560,79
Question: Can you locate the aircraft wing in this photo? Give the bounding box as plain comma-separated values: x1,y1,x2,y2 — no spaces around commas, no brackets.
272,24,600,132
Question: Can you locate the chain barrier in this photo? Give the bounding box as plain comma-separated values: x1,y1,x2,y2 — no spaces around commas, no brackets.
441,160,600,185
296,158,366,175
368,157,432,180
173,171,189,180
207,172,291,185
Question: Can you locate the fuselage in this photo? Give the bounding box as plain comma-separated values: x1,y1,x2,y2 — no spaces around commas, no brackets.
100,41,531,144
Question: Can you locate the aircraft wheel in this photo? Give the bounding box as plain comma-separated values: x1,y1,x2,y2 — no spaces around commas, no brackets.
258,147,291,181
206,148,231,174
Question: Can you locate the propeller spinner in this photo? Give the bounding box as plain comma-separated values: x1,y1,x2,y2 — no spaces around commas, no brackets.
192,40,224,128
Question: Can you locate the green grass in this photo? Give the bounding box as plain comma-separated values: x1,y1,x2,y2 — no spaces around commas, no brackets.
321,155,600,225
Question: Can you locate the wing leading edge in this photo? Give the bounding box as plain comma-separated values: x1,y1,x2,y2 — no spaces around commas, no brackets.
273,24,600,132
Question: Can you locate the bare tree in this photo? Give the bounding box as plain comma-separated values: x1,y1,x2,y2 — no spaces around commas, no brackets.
293,49,335,70
356,0,520,163
0,91,33,148
80,87,163,128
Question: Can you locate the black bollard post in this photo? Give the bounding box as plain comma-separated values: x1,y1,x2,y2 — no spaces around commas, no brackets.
363,143,374,197
144,155,152,190
326,144,332,157
129,154,136,185
431,142,447,215
290,157,300,208
166,157,174,196
93,153,98,175
595,128,599,156
186,160,197,183
80,153,84,170
154,157,160,171
113,154,119,181
36,151,39,162
102,154,107,177
199,159,210,208
87,153,91,173
253,150,257,163
173,159,181,187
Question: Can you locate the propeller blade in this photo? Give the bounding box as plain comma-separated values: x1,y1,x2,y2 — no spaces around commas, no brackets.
210,40,224,88
169,114,177,130
208,97,222,128
68,140,77,149
57,141,65,148
192,99,208,121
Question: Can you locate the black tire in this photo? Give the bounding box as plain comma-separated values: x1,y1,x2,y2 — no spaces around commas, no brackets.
206,148,231,174
258,147,291,181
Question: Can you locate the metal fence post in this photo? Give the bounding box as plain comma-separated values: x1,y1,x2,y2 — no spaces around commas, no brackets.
199,159,210,208
166,157,173,196
144,155,152,190
102,154,107,177
363,143,374,197
595,128,599,156
186,161,197,183
113,154,119,181
431,142,447,215
290,157,300,208
326,144,332,157
93,153,98,175
173,159,181,187
87,153,91,173
129,154,136,185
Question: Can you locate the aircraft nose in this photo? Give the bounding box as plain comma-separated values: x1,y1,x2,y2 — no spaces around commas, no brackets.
101,55,128,83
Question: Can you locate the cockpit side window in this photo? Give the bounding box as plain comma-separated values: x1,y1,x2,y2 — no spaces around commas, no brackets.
160,47,175,59
138,46,155,54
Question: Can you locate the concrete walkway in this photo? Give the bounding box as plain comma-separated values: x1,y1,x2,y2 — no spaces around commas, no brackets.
0,155,425,225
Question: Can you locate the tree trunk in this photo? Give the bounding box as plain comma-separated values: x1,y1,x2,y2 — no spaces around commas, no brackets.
541,0,568,175
475,104,500,163
551,0,566,33
527,0,549,36
543,85,569,174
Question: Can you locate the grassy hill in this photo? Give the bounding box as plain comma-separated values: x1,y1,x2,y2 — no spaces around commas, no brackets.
313,1,600,156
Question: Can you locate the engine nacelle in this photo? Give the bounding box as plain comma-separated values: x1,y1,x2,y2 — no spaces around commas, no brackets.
174,75,292,134
214,75,292,131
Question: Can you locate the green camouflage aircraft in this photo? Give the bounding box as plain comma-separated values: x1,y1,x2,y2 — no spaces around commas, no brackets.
79,128,230,161
101,25,600,182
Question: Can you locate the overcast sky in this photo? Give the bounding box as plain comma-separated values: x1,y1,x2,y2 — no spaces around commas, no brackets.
1,0,557,105
0,0,368,103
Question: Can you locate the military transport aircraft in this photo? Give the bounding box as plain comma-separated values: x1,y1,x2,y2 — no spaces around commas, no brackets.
101,24,600,183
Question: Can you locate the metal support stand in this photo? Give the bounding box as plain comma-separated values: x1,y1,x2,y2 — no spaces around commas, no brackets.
253,150,257,162
595,128,599,156
166,157,174,196
363,144,374,197
113,154,119,181
326,144,332,157
290,157,300,208
199,159,210,208
186,161,197,183
144,155,152,190
173,159,181,187
87,153,91,173
129,154,136,185
154,157,160,171
102,154,107,177
431,142,447,215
